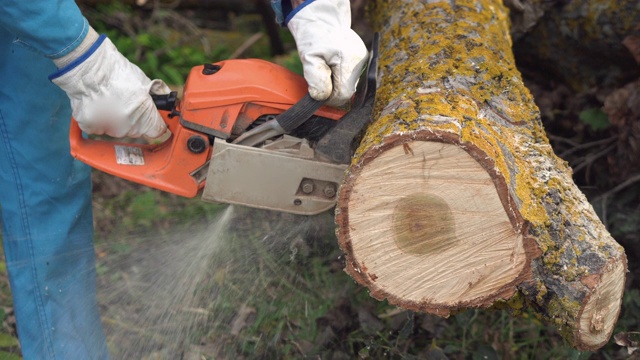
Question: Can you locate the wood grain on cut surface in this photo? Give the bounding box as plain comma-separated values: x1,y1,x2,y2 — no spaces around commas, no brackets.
347,141,524,306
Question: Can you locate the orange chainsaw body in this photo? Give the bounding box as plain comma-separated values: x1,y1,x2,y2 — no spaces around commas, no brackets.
69,59,346,198
180,59,344,138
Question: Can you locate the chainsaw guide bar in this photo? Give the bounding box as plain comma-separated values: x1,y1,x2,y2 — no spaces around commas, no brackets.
204,137,347,215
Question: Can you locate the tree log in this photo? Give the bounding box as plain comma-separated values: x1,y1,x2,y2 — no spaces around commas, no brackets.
336,0,627,351
513,0,640,90
503,0,559,40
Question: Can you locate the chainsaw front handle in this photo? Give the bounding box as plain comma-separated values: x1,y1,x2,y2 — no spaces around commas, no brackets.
69,109,210,197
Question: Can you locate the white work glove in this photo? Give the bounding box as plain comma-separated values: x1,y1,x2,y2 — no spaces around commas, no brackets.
50,28,170,138
287,0,368,107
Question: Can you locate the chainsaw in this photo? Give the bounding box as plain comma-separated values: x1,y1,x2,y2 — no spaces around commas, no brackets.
69,35,378,215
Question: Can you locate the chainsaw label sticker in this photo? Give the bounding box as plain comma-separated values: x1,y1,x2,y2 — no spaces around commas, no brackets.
115,145,145,165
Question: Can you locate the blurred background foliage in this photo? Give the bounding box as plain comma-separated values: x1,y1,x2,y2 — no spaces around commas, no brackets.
80,0,303,85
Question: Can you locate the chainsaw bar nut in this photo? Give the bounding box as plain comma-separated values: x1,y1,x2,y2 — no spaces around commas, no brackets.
323,184,337,198
301,179,315,194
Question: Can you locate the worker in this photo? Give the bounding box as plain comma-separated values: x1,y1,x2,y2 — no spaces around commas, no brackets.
0,0,366,358
0,2,168,358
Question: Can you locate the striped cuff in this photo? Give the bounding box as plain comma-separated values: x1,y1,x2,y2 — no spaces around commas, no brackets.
49,34,107,80
52,27,100,69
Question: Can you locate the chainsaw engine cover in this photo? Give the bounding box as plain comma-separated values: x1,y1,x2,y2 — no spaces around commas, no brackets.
202,137,347,215
179,59,344,139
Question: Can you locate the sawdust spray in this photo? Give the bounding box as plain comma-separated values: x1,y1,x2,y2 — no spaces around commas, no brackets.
97,205,235,358
97,204,337,359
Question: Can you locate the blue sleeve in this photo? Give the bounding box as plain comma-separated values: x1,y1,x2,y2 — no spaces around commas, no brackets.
271,0,285,25
271,0,293,26
0,1,89,59
271,0,317,26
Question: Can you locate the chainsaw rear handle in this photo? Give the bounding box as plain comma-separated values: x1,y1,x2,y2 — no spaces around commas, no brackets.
69,105,211,198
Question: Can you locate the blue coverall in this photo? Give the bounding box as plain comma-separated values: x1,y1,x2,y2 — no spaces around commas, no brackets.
0,2,109,359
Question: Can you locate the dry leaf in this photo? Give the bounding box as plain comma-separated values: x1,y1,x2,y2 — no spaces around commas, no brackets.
615,331,640,354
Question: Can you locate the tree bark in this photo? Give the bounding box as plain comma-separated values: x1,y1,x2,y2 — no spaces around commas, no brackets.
513,0,640,91
503,0,559,40
336,0,627,351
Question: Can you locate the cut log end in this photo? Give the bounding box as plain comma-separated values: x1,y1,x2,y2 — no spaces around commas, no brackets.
575,256,626,351
339,141,527,313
